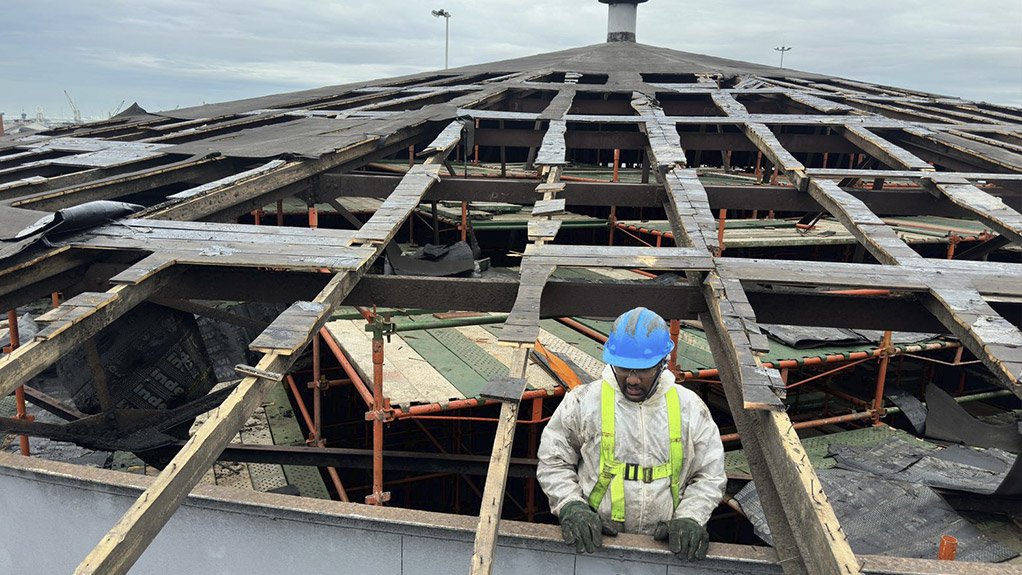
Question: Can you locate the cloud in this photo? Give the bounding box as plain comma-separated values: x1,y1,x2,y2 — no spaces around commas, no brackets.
1,0,1019,120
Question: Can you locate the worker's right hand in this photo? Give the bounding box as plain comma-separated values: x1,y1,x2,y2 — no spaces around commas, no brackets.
558,501,604,553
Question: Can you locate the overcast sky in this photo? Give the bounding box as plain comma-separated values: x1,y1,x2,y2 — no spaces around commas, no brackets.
3,0,1020,122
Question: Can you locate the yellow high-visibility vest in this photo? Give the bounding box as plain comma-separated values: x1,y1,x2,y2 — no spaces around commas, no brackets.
587,380,684,522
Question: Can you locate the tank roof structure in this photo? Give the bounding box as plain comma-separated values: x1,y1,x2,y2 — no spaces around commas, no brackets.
0,1,1020,573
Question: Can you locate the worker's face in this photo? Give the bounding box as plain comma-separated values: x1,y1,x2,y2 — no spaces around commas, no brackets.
611,361,664,402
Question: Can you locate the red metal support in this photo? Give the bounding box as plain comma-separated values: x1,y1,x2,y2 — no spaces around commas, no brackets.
285,375,350,502
460,201,468,242
365,313,393,506
938,535,957,561
872,330,893,424
668,319,681,376
5,310,30,455
276,200,284,226
308,206,318,229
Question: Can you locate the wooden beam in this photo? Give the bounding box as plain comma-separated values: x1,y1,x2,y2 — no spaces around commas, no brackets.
839,125,934,171
921,174,1022,246
470,349,530,575
702,272,861,574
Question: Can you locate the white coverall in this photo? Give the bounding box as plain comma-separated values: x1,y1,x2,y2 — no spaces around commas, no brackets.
537,366,727,535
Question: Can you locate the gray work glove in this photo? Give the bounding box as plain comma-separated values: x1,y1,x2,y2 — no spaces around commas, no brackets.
558,501,618,553
653,517,710,560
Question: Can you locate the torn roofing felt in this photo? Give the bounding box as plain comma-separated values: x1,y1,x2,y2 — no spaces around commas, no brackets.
735,467,1018,563
924,383,1022,453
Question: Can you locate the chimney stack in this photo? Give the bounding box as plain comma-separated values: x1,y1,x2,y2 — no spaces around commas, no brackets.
599,0,648,43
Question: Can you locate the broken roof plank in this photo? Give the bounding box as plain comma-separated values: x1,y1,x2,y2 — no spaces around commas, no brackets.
249,301,330,355
534,120,568,166
631,93,687,169
351,163,442,244
419,120,466,156
840,125,935,171
532,198,565,217
922,174,1022,245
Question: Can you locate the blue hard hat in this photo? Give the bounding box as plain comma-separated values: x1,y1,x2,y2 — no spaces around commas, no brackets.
602,307,674,369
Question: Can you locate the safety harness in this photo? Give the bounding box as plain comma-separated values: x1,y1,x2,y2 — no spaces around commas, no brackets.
587,380,684,522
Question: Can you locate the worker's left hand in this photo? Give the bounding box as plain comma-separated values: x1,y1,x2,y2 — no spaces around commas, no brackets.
653,518,709,561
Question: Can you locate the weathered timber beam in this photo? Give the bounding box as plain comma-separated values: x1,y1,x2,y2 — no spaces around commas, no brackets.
806,180,926,266
316,172,984,216
703,279,862,574
805,179,1022,397
927,286,1022,398
10,155,232,212
838,125,934,171
921,174,1022,245
470,349,530,575
894,128,1022,173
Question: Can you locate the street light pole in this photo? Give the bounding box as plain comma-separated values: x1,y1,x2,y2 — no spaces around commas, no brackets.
432,9,452,69
774,46,792,69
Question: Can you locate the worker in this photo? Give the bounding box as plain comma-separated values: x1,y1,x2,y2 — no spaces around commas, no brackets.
537,307,726,561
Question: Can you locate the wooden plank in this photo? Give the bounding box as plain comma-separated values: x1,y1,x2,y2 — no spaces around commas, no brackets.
742,123,807,190
840,125,933,171
661,167,719,255
523,243,714,270
922,174,1022,245
109,252,178,285
531,198,565,217
926,286,1022,398
527,219,562,242
785,92,854,115
717,257,1022,296
631,93,687,168
499,263,555,344
806,179,925,266
534,120,568,166
249,301,330,354
704,273,784,410
470,347,530,575
166,160,288,200
351,163,442,244
419,120,465,156
711,92,750,117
